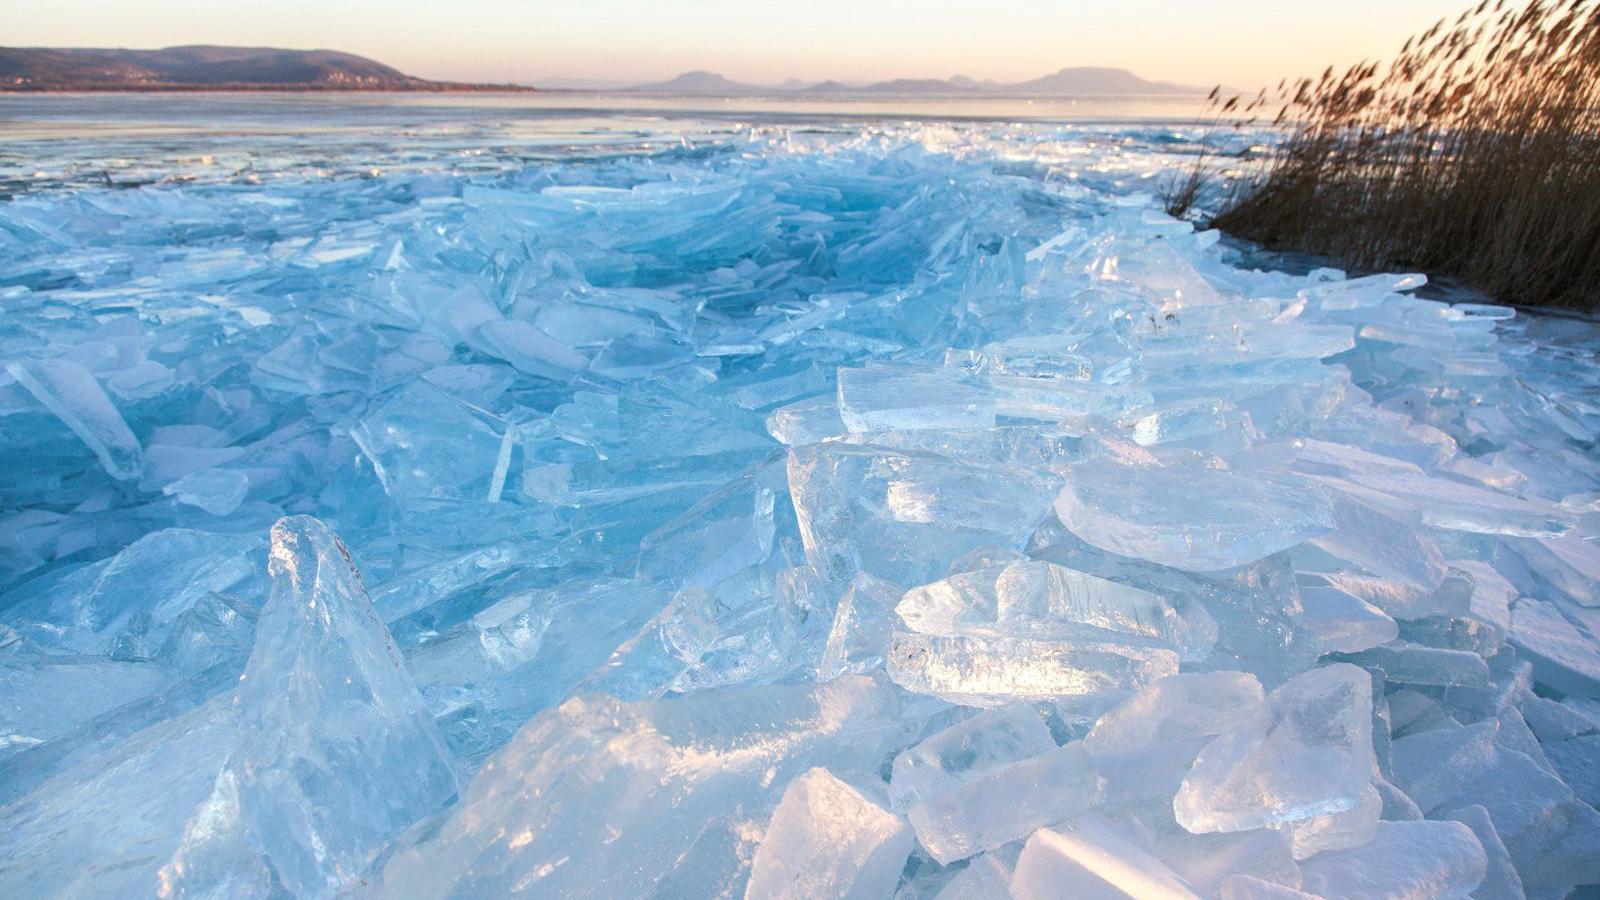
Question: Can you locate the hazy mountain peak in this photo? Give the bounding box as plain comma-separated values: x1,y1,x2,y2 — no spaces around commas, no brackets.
628,70,765,93
625,66,1204,97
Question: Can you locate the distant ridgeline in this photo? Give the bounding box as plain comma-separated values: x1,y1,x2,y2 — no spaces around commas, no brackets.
625,67,1208,96
0,46,529,91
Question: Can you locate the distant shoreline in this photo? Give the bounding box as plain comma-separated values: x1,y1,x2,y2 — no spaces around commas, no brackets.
0,87,1210,100
0,83,535,93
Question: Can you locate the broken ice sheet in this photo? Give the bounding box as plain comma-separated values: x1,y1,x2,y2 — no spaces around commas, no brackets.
933,852,1013,899
896,559,1209,660
1509,597,1600,697
1308,489,1449,591
1218,875,1320,900
837,362,996,433
1294,585,1398,654
6,357,144,481
887,630,1178,709
745,768,912,900
1132,818,1301,898
1082,671,1264,757
162,467,251,516
1027,530,1309,686
372,676,907,898
0,697,236,898
0,652,170,758
819,572,904,680
788,443,1061,585
1337,642,1490,689
1116,396,1253,450
350,378,511,503
407,577,674,756
4,116,1600,900
1175,664,1374,837
906,740,1106,864
1298,820,1486,900
3,528,263,657
1054,449,1333,572
888,703,1055,811
1082,673,1266,829
1389,715,1600,889
1011,817,1202,900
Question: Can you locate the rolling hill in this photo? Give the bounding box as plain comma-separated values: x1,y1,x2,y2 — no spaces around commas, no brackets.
0,46,526,91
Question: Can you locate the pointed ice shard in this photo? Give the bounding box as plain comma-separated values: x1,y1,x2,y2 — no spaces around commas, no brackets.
7,357,143,480
746,768,913,900
164,516,459,898
1175,664,1374,837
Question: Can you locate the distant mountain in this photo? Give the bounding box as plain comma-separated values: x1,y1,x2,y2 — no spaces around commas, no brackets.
0,46,527,92
622,67,1207,98
626,70,765,94
1004,66,1196,96
845,77,984,95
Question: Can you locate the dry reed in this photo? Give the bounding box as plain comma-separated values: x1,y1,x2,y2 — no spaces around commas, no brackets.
1211,0,1600,310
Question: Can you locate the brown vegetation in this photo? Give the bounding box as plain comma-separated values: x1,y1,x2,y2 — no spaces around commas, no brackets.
1211,0,1600,310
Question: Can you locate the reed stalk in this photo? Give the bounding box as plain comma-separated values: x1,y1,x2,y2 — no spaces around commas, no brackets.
1212,0,1600,310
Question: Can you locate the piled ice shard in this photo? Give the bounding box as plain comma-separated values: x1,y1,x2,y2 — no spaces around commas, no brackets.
2,119,1600,899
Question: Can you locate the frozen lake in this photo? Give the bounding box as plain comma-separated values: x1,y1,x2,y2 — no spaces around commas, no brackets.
1,95,1598,899
0,91,1214,192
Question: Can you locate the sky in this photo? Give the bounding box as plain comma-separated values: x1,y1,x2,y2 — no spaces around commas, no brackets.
10,0,1476,91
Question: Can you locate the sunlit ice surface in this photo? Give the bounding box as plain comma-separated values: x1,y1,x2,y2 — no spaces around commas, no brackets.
1,94,1599,899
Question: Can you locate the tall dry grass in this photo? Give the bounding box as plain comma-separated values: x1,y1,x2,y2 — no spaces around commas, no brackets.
1212,0,1600,310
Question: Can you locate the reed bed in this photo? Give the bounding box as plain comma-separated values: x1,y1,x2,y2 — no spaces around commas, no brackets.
1211,0,1600,310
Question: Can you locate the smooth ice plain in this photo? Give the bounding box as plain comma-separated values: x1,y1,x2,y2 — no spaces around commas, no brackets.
2,105,1600,899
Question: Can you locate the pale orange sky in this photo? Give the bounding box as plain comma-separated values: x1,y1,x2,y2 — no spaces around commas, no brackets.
10,0,1479,91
